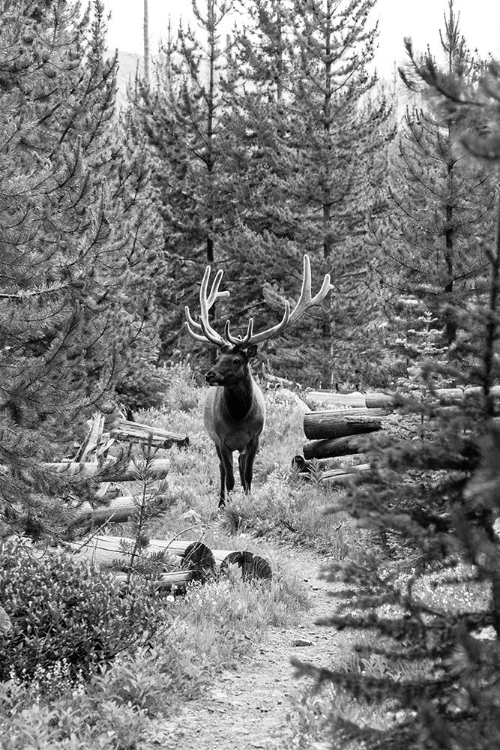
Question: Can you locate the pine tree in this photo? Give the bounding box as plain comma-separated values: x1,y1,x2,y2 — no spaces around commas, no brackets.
128,0,389,385
292,5,500,747
216,0,391,385
0,0,163,536
370,2,495,387
130,0,235,364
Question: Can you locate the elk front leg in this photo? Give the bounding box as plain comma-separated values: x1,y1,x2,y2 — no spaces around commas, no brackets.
239,437,259,493
217,445,234,507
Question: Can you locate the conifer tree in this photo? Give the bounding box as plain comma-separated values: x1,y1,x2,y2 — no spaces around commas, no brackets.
129,0,389,385
131,0,234,365
220,0,391,385
293,5,500,747
371,3,495,385
0,0,162,536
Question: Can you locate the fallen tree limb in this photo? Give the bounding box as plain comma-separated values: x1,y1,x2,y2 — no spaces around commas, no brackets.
320,463,372,484
296,462,372,485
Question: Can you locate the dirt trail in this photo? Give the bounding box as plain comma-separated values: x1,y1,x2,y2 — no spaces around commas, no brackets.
142,545,353,750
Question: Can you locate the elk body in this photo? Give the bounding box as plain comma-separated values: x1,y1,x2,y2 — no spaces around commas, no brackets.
185,256,332,507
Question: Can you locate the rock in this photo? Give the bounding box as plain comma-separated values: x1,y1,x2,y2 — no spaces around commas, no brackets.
292,638,313,647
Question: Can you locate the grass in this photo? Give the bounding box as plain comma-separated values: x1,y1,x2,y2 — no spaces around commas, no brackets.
133,368,364,556
1,363,349,749
3,364,491,749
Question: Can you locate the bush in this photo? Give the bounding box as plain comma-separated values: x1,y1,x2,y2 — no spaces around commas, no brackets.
0,540,170,681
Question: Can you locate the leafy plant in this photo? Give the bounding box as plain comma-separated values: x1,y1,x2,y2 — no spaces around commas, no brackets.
0,539,170,681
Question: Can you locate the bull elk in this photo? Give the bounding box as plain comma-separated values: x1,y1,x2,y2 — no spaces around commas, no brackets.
185,255,332,506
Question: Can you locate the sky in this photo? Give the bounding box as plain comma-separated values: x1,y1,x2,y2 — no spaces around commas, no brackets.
103,0,500,78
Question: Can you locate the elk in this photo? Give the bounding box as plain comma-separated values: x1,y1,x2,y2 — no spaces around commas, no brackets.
184,255,332,506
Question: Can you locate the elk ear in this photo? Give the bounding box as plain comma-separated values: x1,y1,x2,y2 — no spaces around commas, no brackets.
246,344,258,360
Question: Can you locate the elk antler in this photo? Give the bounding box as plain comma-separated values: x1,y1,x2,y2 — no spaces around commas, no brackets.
184,255,332,348
184,265,230,346
226,254,332,347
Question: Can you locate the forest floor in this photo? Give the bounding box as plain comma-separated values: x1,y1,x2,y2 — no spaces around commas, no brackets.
141,542,357,750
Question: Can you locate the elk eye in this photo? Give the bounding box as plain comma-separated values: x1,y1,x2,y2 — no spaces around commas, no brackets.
232,357,241,366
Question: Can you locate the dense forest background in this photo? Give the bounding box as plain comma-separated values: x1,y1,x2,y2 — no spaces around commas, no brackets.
3,0,498,502
2,0,500,747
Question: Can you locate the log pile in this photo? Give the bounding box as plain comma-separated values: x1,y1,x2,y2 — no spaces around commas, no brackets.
297,385,500,484
57,418,274,589
68,534,272,590
48,414,191,528
306,386,500,410
296,402,386,484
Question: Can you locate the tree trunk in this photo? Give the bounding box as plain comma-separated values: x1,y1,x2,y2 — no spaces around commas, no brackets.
143,0,149,82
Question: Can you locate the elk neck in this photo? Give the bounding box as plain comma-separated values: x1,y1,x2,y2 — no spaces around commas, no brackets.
220,370,257,423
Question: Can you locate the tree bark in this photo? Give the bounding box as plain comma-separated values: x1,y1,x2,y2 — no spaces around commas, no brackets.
111,419,189,448
70,496,140,527
303,434,369,460
320,463,372,484
304,408,387,440
307,390,366,408
67,535,272,585
45,458,170,481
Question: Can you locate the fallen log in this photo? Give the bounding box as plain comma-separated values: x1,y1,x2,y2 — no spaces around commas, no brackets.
292,455,343,473
219,551,272,581
113,570,193,591
304,408,388,440
44,457,170,481
306,390,366,408
296,462,372,485
68,535,272,581
320,463,372,484
73,534,220,561
73,414,106,462
303,434,369,460
364,392,399,409
436,385,500,405
69,496,140,527
68,536,181,568
111,419,189,449
307,386,500,411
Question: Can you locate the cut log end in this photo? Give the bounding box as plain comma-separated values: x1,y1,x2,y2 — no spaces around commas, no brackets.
220,551,272,581
182,542,216,582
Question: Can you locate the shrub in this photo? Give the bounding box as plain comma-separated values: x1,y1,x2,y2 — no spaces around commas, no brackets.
0,539,170,681
0,675,147,750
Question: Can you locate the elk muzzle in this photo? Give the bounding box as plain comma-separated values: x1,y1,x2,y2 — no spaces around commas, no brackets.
205,368,223,386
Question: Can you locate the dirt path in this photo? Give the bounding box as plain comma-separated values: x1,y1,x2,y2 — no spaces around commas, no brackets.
141,545,353,750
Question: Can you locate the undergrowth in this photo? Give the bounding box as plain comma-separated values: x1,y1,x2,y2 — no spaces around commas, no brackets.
0,364,359,748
